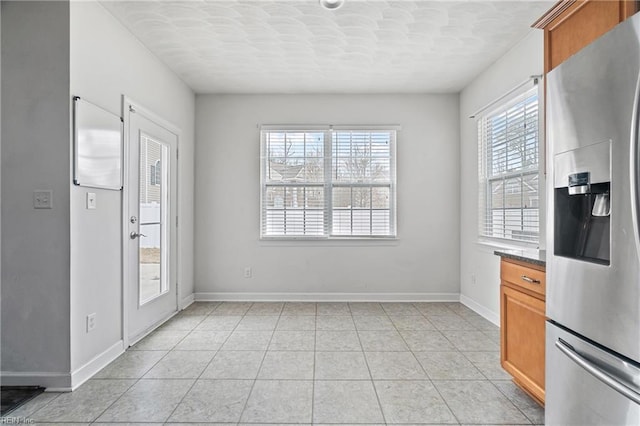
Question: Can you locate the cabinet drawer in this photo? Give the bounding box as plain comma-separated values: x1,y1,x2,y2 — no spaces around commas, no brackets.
501,259,546,297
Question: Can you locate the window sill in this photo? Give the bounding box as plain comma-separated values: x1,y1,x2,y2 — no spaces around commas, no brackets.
476,238,539,253
260,236,399,247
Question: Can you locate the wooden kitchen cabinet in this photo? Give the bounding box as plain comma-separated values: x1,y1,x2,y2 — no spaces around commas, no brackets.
533,0,638,73
500,258,546,406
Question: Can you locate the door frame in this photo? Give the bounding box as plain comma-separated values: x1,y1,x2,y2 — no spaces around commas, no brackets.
121,96,181,347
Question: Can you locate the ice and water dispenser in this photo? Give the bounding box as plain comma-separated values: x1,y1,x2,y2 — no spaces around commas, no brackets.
554,141,611,265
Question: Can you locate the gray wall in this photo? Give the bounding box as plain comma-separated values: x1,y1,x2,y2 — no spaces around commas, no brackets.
1,1,72,386
459,30,545,323
0,0,196,389
195,94,460,299
70,1,195,378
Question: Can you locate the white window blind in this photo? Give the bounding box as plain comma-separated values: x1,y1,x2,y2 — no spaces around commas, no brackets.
478,86,539,244
261,128,396,239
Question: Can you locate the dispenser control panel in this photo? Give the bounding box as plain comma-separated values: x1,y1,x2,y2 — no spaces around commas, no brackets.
569,172,590,187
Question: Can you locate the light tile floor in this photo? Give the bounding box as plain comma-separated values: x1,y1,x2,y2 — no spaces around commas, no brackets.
4,302,544,425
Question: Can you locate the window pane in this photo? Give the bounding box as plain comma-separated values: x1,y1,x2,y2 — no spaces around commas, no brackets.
266,132,325,184
352,188,371,209
352,210,371,235
303,133,324,183
284,210,304,234
267,133,286,157
265,186,285,209
372,210,390,236
265,210,285,235
504,177,522,208
332,210,352,236
262,129,395,238
286,133,306,157
303,157,324,183
490,210,505,238
150,165,156,186
263,184,325,236
372,187,390,209
491,180,504,209
487,94,538,178
332,185,392,236
268,158,304,182
304,211,325,236
371,158,390,181
523,173,539,208
371,132,391,157
306,133,324,155
305,187,324,209
333,187,351,208
332,131,392,184
266,186,320,209
479,86,539,244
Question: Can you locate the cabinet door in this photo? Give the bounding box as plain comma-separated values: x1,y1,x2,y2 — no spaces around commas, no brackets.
500,284,546,404
535,0,639,73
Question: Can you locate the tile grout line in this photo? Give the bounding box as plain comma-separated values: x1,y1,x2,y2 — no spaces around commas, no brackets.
414,303,467,426
311,302,318,424
310,305,318,424
21,302,535,426
89,302,215,423
82,304,209,424
393,305,461,426
491,380,538,425
28,304,212,423
160,301,251,424
235,302,283,424
418,302,527,425
352,306,388,426
85,367,143,423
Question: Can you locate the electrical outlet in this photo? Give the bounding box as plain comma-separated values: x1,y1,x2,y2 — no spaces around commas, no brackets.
87,313,96,332
244,267,252,278
33,190,52,209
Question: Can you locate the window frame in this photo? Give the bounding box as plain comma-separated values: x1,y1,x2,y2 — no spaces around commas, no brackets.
260,126,398,240
478,85,541,246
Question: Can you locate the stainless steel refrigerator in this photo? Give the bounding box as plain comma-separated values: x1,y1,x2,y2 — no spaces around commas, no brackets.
546,11,640,426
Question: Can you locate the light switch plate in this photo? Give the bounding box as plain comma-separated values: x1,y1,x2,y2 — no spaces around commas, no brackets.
86,192,97,210
33,190,52,209
87,313,96,332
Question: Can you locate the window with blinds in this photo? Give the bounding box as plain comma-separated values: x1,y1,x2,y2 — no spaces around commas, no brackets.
478,86,540,244
261,128,396,239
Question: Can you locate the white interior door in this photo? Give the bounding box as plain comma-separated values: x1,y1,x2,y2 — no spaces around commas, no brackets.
125,103,178,343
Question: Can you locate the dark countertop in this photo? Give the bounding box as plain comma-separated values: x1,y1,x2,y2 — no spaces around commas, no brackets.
494,248,546,267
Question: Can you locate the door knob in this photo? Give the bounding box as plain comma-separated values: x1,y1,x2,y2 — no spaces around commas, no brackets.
130,231,147,239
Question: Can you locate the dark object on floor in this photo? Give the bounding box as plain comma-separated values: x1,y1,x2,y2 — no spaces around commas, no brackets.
1,386,45,416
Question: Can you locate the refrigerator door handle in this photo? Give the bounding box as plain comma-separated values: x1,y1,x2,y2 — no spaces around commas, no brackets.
630,71,640,260
556,338,640,404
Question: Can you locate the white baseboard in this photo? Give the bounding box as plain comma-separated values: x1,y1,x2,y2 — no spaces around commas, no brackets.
70,340,124,390
460,294,499,326
180,293,195,310
128,310,179,347
0,371,71,390
195,292,460,302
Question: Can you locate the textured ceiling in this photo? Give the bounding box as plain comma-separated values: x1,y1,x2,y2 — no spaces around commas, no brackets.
101,0,553,94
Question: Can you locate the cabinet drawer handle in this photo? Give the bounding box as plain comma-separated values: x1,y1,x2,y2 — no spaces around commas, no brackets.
521,275,541,284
